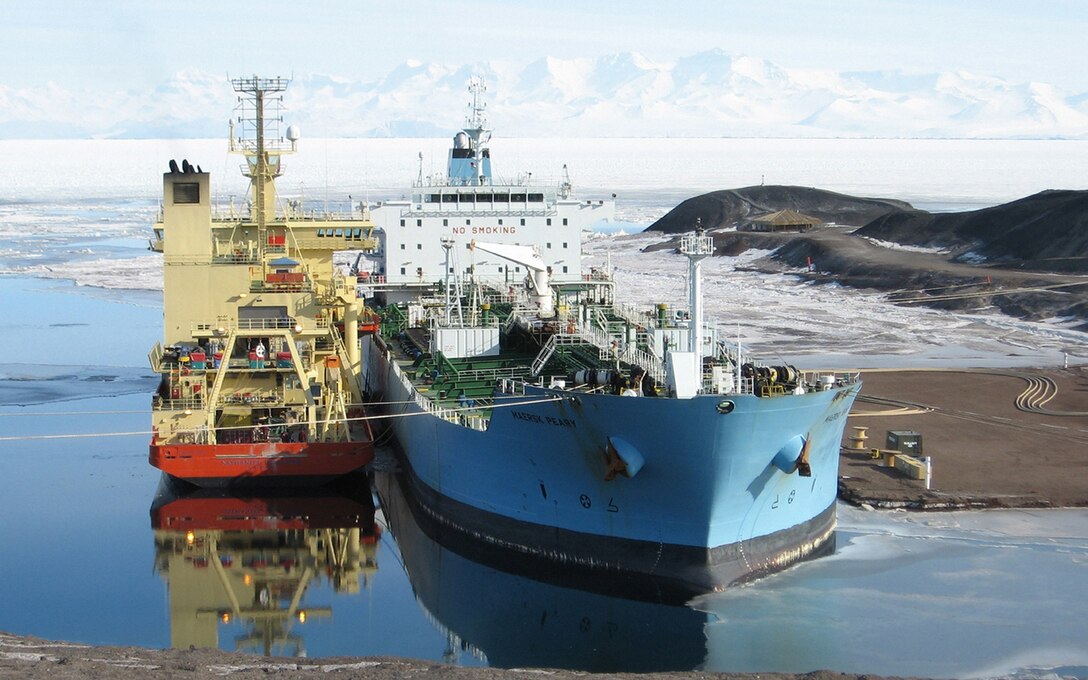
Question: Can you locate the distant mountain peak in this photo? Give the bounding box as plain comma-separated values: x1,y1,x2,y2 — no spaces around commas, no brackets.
1,50,1085,140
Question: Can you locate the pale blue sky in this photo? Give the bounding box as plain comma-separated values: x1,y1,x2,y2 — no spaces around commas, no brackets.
2,0,1086,91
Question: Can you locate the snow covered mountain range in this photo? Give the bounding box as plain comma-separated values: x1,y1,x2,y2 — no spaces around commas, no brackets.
3,50,1086,139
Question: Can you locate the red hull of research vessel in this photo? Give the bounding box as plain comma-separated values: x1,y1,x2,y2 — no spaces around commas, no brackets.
150,437,374,486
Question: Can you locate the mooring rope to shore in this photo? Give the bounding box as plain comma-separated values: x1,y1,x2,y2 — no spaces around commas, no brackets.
0,394,564,443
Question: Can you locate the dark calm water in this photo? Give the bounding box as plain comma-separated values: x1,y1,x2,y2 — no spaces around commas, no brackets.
1,275,1087,677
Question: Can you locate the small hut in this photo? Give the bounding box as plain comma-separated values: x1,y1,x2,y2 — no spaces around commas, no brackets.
745,209,822,233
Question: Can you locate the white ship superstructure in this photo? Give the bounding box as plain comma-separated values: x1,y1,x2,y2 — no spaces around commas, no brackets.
369,79,614,301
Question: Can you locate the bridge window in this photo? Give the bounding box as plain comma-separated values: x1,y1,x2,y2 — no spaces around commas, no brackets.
442,194,457,203
511,193,525,202
528,193,544,202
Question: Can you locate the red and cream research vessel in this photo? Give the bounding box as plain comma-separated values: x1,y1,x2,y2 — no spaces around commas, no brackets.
147,76,376,486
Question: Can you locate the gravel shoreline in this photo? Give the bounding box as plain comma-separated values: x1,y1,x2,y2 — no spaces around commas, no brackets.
0,632,915,680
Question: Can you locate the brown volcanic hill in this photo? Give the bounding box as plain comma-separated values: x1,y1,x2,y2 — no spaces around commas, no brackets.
856,189,1088,273
646,185,911,233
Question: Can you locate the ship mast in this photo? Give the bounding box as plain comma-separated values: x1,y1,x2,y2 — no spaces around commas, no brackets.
465,77,491,187
229,76,295,274
680,220,714,358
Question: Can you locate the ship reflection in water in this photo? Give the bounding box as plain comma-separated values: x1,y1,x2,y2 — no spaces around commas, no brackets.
372,469,711,672
150,475,380,657
150,469,717,671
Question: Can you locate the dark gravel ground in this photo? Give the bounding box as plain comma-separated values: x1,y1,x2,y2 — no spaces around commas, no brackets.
839,367,1088,509
0,632,914,680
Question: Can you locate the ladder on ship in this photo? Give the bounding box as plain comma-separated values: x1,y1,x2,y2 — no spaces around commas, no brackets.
530,334,558,377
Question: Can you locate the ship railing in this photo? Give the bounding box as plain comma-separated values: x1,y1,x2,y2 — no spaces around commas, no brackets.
619,345,666,383
237,316,302,331
276,206,363,222
152,395,204,412
496,377,525,396
449,366,526,383
211,251,260,264
698,367,755,396
250,278,314,294
546,321,666,383
286,233,379,250
389,355,492,430
403,207,555,218
579,325,666,382
801,369,862,389
612,302,655,328
220,391,280,405
188,316,304,336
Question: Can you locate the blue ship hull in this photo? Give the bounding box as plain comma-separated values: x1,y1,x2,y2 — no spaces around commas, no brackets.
374,469,712,670
364,336,858,592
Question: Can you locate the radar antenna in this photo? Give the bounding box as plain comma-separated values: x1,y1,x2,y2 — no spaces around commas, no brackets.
466,77,487,131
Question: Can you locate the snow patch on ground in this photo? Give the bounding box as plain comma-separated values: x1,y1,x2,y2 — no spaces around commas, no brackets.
861,236,950,254
586,232,1088,367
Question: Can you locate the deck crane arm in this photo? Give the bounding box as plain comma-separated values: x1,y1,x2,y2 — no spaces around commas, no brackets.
469,240,554,317
349,252,364,277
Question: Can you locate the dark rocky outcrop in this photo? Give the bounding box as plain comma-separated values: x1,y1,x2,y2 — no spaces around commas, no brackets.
857,189,1088,273
642,187,1088,327
646,185,912,233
